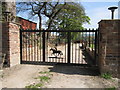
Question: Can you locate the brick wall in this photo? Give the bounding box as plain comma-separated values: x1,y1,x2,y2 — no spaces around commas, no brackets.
16,17,37,30
0,22,2,54
98,20,119,78
0,22,20,67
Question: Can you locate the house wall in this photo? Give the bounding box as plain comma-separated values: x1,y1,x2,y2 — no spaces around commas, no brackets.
17,17,37,30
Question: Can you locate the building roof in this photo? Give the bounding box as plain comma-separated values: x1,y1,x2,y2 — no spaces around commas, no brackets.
16,16,37,24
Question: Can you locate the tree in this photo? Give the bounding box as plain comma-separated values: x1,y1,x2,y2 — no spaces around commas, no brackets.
16,1,66,30
17,2,46,30
48,2,90,30
48,2,90,42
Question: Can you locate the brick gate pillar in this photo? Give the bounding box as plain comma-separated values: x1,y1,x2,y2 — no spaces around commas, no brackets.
0,22,20,67
98,20,120,78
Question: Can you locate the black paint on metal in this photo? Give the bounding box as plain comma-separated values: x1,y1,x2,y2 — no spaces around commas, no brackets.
20,30,22,64
20,29,98,65
43,31,45,62
67,32,71,63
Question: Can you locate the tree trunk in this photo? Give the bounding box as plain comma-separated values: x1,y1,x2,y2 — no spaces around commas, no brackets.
46,18,52,39
47,18,52,30
38,15,42,30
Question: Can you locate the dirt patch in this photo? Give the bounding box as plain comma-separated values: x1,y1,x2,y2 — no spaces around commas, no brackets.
1,64,52,88
45,64,118,88
1,64,119,89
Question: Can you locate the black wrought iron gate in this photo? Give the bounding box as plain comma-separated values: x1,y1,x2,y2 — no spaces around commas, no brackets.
20,29,98,65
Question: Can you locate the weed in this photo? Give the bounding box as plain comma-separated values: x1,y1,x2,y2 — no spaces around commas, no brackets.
39,76,50,82
0,74,3,78
39,71,50,74
101,72,112,79
35,76,50,82
104,87,116,90
25,83,43,88
26,71,51,88
35,83,43,87
25,84,37,88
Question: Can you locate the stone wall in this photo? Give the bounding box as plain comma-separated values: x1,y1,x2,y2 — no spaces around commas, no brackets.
0,22,20,67
98,20,119,78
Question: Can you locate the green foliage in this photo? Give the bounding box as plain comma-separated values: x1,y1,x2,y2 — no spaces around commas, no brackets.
16,2,66,30
25,71,51,89
25,83,43,88
104,87,116,90
17,2,90,30
49,3,90,30
101,73,112,79
48,3,91,43
38,76,50,82
90,44,95,49
39,71,50,74
35,71,50,81
58,32,83,43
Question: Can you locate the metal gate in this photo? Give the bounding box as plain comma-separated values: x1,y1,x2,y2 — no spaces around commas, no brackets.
20,29,98,65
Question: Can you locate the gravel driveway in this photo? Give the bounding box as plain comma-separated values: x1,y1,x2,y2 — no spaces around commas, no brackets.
0,64,118,89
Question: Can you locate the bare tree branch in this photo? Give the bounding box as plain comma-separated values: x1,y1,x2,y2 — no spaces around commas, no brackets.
29,2,38,14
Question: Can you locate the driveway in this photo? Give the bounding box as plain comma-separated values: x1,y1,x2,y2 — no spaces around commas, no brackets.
0,64,118,89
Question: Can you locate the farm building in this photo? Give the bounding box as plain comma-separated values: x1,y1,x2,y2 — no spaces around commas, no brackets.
16,16,37,30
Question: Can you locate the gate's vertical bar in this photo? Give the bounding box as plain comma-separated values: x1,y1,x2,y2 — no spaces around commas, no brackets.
92,30,94,51
67,31,71,64
37,32,39,61
81,32,83,64
43,31,45,62
65,33,66,63
31,32,33,61
34,32,36,61
20,29,22,64
46,32,49,63
25,32,28,61
55,32,57,62
75,40,77,63
40,32,41,61
85,30,87,50
29,32,31,61
72,38,73,63
94,29,98,65
22,32,24,61
27,32,30,61
89,29,90,47
78,32,80,64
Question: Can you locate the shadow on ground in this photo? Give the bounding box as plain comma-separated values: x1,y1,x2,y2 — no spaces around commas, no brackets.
21,48,99,76
49,64,100,76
